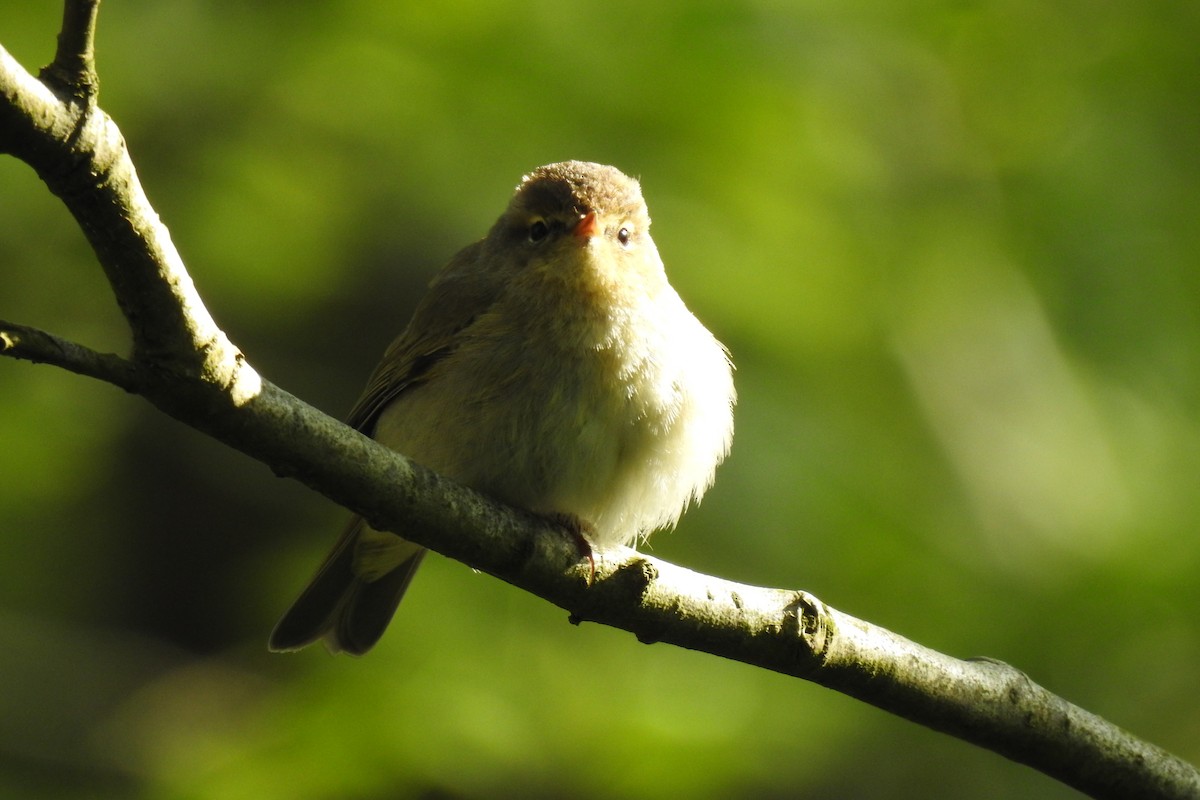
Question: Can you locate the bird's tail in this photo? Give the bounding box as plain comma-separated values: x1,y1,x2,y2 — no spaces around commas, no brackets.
269,517,426,655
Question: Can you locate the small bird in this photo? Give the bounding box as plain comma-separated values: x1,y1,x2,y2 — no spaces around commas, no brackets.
269,161,735,655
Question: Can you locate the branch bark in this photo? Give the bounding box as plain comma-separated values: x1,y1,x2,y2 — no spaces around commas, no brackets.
2,4,1197,799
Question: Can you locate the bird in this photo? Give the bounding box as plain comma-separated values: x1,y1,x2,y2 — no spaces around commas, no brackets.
269,160,735,655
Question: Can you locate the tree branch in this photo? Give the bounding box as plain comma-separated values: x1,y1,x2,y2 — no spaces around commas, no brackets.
0,319,140,391
41,0,100,102
1,6,1197,799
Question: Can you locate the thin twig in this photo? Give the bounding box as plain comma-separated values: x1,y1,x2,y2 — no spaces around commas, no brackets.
0,320,140,392
41,0,101,102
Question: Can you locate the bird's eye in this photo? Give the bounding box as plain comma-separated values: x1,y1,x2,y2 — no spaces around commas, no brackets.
528,219,550,243
617,226,633,247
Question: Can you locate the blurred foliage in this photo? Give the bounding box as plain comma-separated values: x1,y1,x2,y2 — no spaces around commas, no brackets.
2,1,1199,798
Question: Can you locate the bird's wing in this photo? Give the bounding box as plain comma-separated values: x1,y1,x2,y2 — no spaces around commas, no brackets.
346,240,502,433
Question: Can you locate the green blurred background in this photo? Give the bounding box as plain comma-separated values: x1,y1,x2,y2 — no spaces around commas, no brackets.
2,1,1198,798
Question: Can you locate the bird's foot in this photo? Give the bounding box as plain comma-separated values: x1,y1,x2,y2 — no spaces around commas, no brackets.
545,512,597,585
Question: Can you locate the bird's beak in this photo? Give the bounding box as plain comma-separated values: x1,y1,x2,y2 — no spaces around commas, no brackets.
573,211,600,239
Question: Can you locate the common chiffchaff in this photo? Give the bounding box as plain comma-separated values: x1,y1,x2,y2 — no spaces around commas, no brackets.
270,161,735,654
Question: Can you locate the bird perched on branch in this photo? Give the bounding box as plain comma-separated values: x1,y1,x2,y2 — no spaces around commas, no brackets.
270,161,735,655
